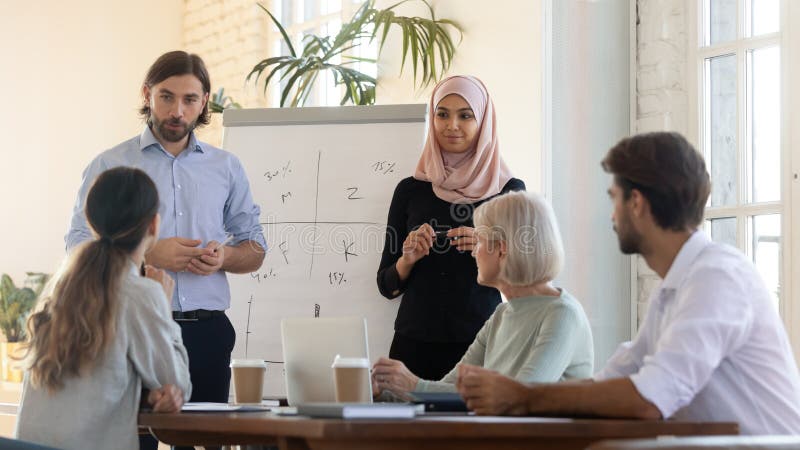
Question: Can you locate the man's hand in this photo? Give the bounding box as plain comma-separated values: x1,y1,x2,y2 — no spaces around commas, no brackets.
371,357,420,397
144,265,175,300
187,240,225,276
146,237,211,272
147,384,185,413
456,364,530,416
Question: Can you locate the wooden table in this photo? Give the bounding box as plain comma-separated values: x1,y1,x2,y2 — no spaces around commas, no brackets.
139,412,739,450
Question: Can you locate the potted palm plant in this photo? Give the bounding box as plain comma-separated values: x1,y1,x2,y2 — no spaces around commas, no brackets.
0,272,48,382
248,0,463,107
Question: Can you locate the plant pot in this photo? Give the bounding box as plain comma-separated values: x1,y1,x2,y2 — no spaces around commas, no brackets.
1,342,24,382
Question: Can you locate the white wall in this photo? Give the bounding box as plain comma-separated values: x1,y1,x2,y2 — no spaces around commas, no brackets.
549,0,632,367
375,0,543,192
0,1,184,283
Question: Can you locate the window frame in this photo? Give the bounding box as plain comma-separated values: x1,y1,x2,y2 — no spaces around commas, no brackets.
265,0,372,107
687,0,799,359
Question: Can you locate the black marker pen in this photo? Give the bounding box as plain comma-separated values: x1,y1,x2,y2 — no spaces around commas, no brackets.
435,230,459,240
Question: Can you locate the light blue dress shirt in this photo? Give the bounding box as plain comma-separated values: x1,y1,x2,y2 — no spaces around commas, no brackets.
66,127,267,311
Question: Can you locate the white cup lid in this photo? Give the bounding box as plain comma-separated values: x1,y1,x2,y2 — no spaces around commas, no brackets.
331,354,370,368
230,359,267,368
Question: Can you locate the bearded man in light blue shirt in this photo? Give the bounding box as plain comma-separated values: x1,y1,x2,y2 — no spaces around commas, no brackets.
66,51,266,448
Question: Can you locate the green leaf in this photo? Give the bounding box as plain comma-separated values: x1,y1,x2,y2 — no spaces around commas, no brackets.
1,275,14,302
246,56,291,87
384,0,410,11
249,0,462,105
209,87,241,113
277,59,303,82
400,21,411,75
297,71,319,106
26,272,49,297
342,55,378,64
261,59,298,96
257,3,296,57
280,66,306,107
9,289,35,315
426,22,437,84
0,275,39,342
409,24,420,85
378,21,392,54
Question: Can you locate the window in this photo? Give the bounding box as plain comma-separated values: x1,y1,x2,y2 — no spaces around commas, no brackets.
694,0,788,310
268,0,378,107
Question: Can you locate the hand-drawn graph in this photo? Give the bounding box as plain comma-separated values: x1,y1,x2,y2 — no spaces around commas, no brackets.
223,106,426,397
241,150,387,359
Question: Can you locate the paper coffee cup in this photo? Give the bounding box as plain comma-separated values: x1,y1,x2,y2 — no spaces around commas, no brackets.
331,355,372,403
230,359,267,404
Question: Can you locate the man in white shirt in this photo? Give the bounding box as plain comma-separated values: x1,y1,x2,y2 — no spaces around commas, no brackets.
456,132,800,435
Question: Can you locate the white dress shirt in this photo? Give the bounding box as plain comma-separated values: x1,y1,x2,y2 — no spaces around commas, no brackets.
595,231,800,435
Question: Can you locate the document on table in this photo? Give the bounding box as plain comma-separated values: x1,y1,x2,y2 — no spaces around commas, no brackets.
297,402,419,419
182,401,278,412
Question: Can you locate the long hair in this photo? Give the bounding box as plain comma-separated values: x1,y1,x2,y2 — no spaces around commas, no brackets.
24,167,160,392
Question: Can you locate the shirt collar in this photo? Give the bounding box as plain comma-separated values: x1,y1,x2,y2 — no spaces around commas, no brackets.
139,126,204,154
660,230,713,290
127,259,142,278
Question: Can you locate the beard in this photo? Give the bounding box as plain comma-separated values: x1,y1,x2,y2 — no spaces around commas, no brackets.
151,115,196,143
614,221,642,255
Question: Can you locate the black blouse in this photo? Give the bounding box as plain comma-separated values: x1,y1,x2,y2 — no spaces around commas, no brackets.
376,177,526,342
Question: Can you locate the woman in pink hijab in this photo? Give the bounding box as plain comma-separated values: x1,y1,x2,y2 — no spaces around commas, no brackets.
376,75,526,381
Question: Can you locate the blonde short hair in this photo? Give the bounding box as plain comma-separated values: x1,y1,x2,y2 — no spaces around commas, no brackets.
473,191,565,286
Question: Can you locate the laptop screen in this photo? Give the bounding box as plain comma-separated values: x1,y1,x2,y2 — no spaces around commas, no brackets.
280,317,371,405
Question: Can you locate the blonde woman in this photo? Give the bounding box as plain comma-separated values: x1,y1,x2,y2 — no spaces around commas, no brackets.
373,191,593,396
16,167,191,450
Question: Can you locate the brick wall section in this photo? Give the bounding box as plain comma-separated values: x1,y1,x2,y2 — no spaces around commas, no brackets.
634,0,690,325
183,0,272,147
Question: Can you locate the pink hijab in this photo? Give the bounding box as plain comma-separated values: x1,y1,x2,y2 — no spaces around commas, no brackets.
413,75,513,204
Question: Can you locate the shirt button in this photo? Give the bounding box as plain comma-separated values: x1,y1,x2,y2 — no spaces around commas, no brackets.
181,296,186,302
176,184,182,189
178,212,183,216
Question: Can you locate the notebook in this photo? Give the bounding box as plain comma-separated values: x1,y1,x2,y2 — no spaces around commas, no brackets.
297,402,417,419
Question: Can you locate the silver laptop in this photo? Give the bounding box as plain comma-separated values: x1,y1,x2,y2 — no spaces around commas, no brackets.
280,317,371,406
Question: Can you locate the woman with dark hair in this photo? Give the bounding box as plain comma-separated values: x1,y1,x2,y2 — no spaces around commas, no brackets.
16,167,191,450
